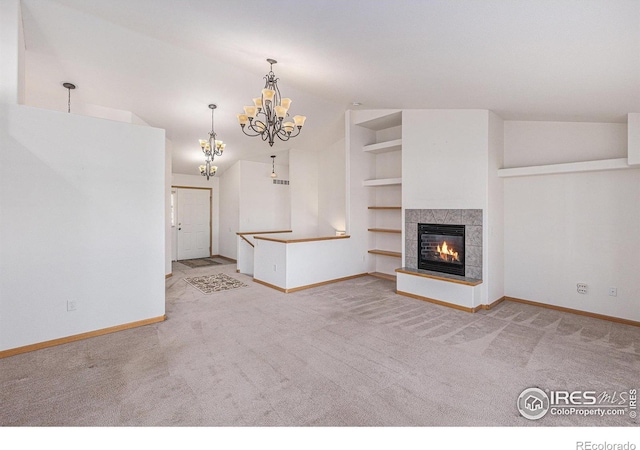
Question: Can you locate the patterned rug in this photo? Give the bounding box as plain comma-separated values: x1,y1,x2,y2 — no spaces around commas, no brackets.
177,258,222,268
184,273,248,294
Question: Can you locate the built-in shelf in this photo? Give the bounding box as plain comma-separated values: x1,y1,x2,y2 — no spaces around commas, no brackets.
498,158,630,178
354,110,402,130
368,206,401,210
363,139,402,154
368,228,402,234
362,178,402,187
368,249,402,258
368,272,397,281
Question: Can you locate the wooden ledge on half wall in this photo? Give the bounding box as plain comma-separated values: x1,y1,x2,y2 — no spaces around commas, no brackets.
253,234,350,244
395,267,482,286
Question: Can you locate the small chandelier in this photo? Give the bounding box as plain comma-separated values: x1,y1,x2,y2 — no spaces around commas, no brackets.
199,103,225,180
270,155,277,178
237,58,307,147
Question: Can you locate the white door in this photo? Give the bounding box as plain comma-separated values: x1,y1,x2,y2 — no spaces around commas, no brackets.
177,188,211,260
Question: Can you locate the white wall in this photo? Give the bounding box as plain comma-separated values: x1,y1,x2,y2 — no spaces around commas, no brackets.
253,239,288,288
165,139,172,275
0,0,25,104
219,162,240,259
504,121,627,168
289,149,319,235
402,110,490,210
317,138,346,236
504,120,640,321
239,160,290,232
487,112,505,304
217,159,291,261
0,104,166,351
171,173,220,258
253,237,365,291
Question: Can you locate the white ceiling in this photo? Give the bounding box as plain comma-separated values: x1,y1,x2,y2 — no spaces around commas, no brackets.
19,0,640,175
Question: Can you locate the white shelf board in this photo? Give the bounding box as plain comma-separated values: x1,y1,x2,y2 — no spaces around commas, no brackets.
363,139,402,154
353,111,402,130
497,158,630,178
363,177,402,187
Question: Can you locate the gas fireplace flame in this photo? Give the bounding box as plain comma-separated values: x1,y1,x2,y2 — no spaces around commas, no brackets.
436,241,459,262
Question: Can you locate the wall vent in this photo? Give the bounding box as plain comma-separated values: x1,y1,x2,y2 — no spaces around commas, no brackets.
273,179,290,185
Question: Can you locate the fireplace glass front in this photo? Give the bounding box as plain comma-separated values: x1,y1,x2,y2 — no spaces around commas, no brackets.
418,223,465,276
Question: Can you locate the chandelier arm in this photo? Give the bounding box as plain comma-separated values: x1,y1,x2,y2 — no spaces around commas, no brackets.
247,119,270,135
275,130,291,142
240,125,263,138
288,127,303,138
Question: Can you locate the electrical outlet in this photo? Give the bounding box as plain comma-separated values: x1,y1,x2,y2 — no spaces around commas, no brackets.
67,300,77,311
273,264,277,272
577,283,588,294
608,287,618,297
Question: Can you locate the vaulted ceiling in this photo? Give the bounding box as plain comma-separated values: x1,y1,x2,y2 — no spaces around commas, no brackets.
20,0,640,174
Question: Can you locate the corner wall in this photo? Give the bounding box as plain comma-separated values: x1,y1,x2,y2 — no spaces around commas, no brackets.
289,149,319,235
218,162,240,259
317,138,346,236
0,0,25,104
0,104,166,351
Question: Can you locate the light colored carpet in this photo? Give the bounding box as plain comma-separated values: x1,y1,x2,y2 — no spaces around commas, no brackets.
1,262,638,426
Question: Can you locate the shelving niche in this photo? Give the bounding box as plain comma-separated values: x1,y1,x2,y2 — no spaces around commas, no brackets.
355,110,403,281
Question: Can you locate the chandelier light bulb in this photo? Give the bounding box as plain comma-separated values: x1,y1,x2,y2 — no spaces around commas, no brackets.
262,88,276,103
283,122,295,133
275,105,287,118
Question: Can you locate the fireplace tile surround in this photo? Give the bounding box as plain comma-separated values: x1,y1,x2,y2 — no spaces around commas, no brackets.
405,209,483,280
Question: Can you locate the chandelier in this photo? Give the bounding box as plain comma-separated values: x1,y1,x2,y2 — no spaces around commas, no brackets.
199,104,225,180
237,59,306,146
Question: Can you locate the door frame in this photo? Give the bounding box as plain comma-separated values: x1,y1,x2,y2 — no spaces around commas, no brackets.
172,185,213,260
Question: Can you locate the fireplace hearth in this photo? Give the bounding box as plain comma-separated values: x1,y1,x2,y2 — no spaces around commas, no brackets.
418,223,465,276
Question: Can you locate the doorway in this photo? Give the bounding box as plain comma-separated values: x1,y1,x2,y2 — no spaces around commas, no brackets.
172,186,212,261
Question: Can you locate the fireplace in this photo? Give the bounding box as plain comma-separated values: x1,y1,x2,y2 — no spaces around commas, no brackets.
418,223,465,276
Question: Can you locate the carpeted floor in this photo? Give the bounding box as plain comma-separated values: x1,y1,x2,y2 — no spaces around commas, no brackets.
1,262,638,426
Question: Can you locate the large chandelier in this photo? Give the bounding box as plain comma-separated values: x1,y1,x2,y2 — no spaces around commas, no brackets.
237,59,306,147
199,103,225,180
